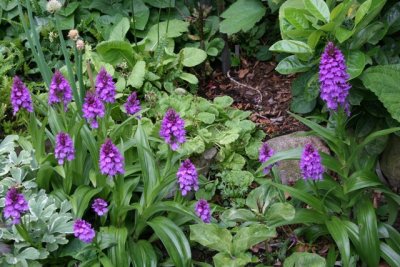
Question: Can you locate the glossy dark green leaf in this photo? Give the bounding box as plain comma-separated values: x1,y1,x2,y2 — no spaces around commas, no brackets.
148,217,191,267
326,217,350,267
304,0,330,23
130,240,158,267
276,55,314,74
356,198,380,267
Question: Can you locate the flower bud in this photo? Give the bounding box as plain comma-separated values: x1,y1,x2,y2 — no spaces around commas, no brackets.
46,0,62,13
68,29,79,41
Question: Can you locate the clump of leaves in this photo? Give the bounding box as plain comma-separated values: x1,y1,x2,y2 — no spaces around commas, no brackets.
217,170,254,207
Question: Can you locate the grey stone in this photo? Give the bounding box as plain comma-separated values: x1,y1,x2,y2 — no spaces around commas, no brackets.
380,135,400,190
266,131,329,185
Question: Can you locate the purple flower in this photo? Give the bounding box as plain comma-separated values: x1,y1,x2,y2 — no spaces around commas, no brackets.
124,92,141,115
95,67,116,103
10,76,33,115
299,144,324,181
48,70,73,109
195,199,211,223
259,142,275,174
160,109,186,151
82,91,105,129
3,187,29,225
92,198,108,216
319,42,351,112
55,132,75,165
99,139,125,177
177,159,199,196
73,219,95,243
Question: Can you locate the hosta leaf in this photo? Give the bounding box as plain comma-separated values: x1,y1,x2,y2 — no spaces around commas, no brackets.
220,0,266,35
361,64,400,123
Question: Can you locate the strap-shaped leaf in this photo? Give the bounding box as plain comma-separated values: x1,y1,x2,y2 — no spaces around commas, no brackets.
148,216,191,267
129,240,158,267
326,216,350,267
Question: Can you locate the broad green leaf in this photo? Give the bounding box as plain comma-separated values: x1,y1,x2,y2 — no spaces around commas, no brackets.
275,55,313,74
143,0,175,8
354,0,386,32
361,65,400,123
284,252,326,267
326,217,350,267
384,2,400,34
335,27,354,43
218,132,240,145
181,47,207,67
180,72,198,84
148,217,191,267
265,203,296,226
132,0,149,30
214,96,234,108
101,226,128,267
213,252,252,267
284,8,309,29
355,0,371,26
109,17,130,41
246,184,279,214
145,19,189,50
127,61,146,89
349,22,387,49
190,224,232,254
197,112,216,124
304,0,330,23
18,247,40,260
219,0,266,35
356,198,380,267
343,171,381,193
129,240,157,267
270,40,312,54
345,50,366,79
220,209,257,224
97,40,135,68
232,224,276,254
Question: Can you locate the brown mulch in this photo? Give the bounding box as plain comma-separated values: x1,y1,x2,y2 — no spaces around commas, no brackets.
200,59,307,137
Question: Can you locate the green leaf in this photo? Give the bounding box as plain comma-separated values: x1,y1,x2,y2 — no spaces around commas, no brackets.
127,60,146,89
284,8,309,29
345,50,366,80
380,242,400,267
270,40,312,54
143,0,175,8
218,132,240,145
181,47,207,67
213,252,252,267
220,209,257,224
304,0,330,23
232,224,276,254
190,223,232,254
219,0,266,35
145,19,189,50
361,65,400,123
97,41,135,68
132,0,149,30
70,185,102,218
356,198,380,267
343,171,381,194
148,217,191,267
326,217,350,267
284,252,326,267
214,96,234,108
265,203,296,226
197,112,216,124
355,0,371,26
129,240,157,267
109,17,130,41
246,184,279,214
275,55,313,74
135,122,159,206
180,72,198,84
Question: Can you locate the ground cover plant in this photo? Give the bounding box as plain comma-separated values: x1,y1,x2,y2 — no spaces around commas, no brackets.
1,0,400,266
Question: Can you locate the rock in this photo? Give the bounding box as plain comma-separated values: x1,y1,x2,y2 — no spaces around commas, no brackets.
380,135,400,191
266,131,329,185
